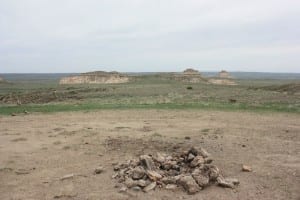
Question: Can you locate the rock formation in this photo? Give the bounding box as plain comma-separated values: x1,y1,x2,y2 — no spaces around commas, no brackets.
183,68,200,75
208,70,237,85
59,71,130,84
218,70,231,79
173,68,207,83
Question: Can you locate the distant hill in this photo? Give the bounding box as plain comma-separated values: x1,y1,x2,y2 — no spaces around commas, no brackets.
59,71,130,84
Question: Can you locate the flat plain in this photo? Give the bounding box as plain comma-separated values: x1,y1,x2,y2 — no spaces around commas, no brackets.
0,74,299,199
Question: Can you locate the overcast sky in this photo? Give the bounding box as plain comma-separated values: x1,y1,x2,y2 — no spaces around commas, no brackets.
0,0,299,73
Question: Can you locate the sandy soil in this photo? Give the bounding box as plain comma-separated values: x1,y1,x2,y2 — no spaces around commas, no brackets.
0,110,299,200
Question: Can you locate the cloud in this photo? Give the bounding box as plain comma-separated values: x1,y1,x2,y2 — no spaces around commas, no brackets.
0,0,299,72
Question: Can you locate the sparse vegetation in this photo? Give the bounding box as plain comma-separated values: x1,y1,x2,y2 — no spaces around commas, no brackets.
0,74,299,114
201,129,210,133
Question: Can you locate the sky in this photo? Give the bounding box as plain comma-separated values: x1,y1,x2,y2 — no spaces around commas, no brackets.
0,0,300,73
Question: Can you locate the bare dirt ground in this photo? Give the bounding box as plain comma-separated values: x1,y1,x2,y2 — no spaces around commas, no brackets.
0,110,299,200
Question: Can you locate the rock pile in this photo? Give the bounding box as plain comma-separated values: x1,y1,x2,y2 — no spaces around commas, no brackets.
112,147,239,194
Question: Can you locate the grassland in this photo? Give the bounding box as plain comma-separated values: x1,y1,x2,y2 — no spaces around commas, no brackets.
0,74,299,115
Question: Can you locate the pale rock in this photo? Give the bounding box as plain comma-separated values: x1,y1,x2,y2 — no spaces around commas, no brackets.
165,184,177,190
140,155,155,170
143,182,157,192
146,170,162,181
131,166,145,180
178,175,201,194
190,156,204,167
192,169,209,187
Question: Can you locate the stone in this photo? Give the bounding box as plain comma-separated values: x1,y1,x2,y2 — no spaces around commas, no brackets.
242,165,252,172
161,176,178,184
187,153,195,161
165,169,180,176
154,152,166,163
165,184,177,190
225,178,240,186
125,178,148,188
114,183,122,188
188,147,198,156
162,163,172,170
165,155,173,161
217,176,235,188
140,155,155,170
114,163,129,171
125,178,138,188
131,186,142,192
192,169,209,187
190,156,204,167
118,176,125,183
15,169,30,175
130,159,140,168
208,165,220,181
189,147,209,158
118,169,127,177
181,151,189,157
178,175,201,194
146,170,162,181
94,166,104,174
162,160,177,170
112,173,119,179
131,166,145,180
137,180,148,187
198,147,209,158
143,182,156,192
60,174,74,181
172,164,180,171
204,157,213,164
119,186,127,193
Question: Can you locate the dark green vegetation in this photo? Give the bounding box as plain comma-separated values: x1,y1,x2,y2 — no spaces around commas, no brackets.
0,74,299,115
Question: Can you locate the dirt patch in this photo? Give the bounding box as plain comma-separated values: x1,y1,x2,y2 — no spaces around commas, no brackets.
208,78,237,86
103,136,181,155
0,110,299,199
10,137,27,142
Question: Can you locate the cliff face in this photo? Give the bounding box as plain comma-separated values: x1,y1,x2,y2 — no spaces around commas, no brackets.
218,70,231,79
173,68,207,83
59,71,130,84
208,70,236,85
183,68,200,75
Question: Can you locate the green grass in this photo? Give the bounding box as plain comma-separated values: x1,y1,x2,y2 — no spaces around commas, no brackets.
0,101,298,115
